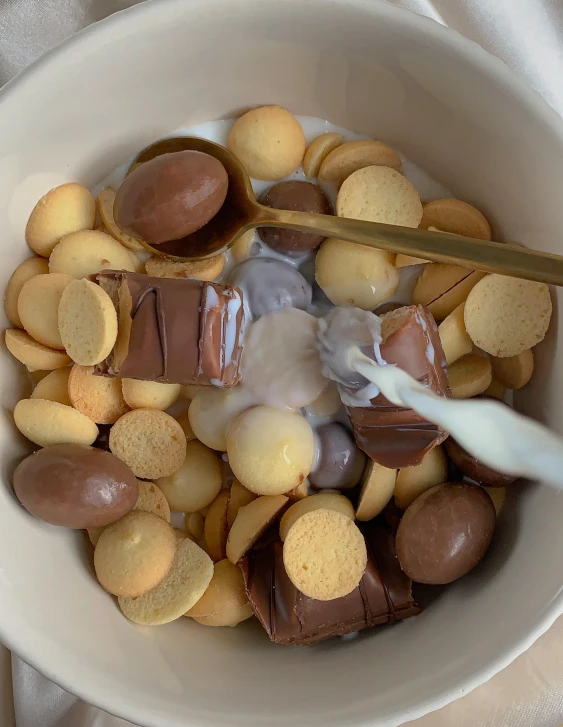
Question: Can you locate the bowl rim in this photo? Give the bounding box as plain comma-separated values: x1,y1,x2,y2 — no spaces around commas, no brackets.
2,0,563,725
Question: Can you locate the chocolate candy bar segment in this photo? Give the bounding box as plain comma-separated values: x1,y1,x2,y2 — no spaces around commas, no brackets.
94,271,244,387
240,521,419,645
347,305,450,468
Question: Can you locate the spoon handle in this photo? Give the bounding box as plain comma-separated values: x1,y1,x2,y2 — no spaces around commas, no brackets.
264,207,563,286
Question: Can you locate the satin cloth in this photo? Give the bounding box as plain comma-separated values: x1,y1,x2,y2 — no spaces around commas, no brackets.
1,1,563,726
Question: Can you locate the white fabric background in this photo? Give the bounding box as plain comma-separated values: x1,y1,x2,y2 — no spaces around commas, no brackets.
1,0,563,725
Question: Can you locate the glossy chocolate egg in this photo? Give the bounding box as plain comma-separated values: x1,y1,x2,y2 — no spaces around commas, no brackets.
396,483,496,584
310,423,366,490
445,437,517,487
115,150,228,244
13,444,139,528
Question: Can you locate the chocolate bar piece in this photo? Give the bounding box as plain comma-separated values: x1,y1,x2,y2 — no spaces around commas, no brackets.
94,271,244,386
240,522,419,645
347,305,450,468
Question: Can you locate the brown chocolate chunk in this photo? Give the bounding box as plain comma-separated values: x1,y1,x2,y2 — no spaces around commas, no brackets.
13,444,139,528
258,181,332,255
445,437,517,487
114,150,228,245
396,483,496,585
240,521,419,645
94,271,244,387
347,305,450,468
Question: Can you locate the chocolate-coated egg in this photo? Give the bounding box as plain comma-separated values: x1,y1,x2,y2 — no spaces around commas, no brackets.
259,181,332,255
115,150,228,244
310,423,366,490
396,483,496,584
13,444,139,528
229,258,312,318
445,438,517,487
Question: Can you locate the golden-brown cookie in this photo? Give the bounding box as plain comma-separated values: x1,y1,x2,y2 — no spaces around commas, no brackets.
438,303,473,365
305,381,342,418
490,349,534,390
448,354,493,399
227,106,306,181
286,479,310,502
49,229,137,279
68,364,130,424
121,378,181,411
283,509,367,601
94,511,176,597
26,183,96,257
186,559,253,627
394,446,448,510
412,263,486,321
118,538,213,625
184,511,205,541
319,140,401,187
230,230,258,263
464,275,552,357
145,254,225,282
97,187,144,252
109,409,187,479
173,411,196,443
303,132,343,179
17,273,73,349
156,440,222,512
484,379,506,400
226,495,288,563
203,491,230,562
188,388,253,451
226,480,257,529
13,398,98,447
4,257,49,328
355,462,397,521
279,493,354,541
30,367,71,405
4,329,71,371
420,199,492,240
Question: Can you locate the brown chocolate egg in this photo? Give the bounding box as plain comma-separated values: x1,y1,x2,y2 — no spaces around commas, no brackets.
259,181,332,255
445,438,517,487
13,444,139,528
396,483,496,584
114,150,228,244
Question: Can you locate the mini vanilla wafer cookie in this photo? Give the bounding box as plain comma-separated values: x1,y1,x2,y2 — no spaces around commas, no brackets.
49,229,137,279
336,166,422,228
318,140,401,187
68,364,130,424
58,278,118,365
14,398,98,447
226,495,288,564
303,132,343,179
279,493,354,541
283,509,367,601
118,538,213,625
109,409,186,479
356,461,397,521
157,440,222,512
186,559,253,627
174,411,196,443
184,511,205,541
4,329,71,371
31,367,71,405
490,349,534,389
412,263,486,322
145,254,225,282
484,379,506,401
230,230,258,263
227,480,256,529
204,491,230,562
94,511,176,597
448,354,492,399
228,106,306,181
395,446,448,510
26,183,96,257
438,303,473,365
122,379,181,411
97,187,144,252
464,275,552,357
4,257,49,327
421,198,492,240
18,273,73,349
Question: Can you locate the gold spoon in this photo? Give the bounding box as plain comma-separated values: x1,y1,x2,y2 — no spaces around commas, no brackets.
123,137,563,286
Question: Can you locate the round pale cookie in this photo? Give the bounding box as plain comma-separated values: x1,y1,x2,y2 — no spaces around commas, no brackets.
145,254,225,282
315,238,399,309
283,509,367,601
287,478,309,502
68,364,130,424
94,511,176,597
17,273,73,349
181,384,208,401
174,411,196,443
4,257,49,327
184,511,205,541
230,230,259,263
109,409,187,479
97,187,144,252
227,106,306,181
48,229,137,279
118,537,213,625
188,387,254,451
490,349,534,390
121,379,181,411
58,278,118,366
279,493,354,542
204,491,230,562
26,183,96,257
226,495,288,564
318,140,401,188
412,263,486,322
464,275,552,357
356,462,397,522
227,406,315,496
13,398,98,448
305,381,342,418
174,528,194,541
438,303,473,365
30,367,71,405
394,445,448,510
448,353,492,399
336,166,422,228
421,199,491,240
303,132,343,179
186,559,253,627
227,480,256,529
4,329,71,371
156,440,222,512
484,378,506,401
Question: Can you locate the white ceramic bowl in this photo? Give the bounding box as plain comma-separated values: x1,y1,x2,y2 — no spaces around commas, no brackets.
1,1,563,725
